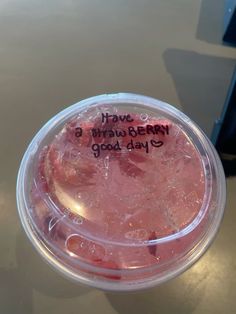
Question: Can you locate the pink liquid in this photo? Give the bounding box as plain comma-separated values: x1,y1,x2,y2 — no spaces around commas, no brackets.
30,107,206,280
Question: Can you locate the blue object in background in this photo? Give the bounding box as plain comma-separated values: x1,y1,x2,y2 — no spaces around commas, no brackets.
223,0,236,44
212,67,236,176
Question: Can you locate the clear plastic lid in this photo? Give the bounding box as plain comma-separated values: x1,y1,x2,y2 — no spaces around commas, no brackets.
16,93,226,291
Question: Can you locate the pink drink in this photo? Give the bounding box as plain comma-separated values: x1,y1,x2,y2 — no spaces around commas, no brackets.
17,94,226,290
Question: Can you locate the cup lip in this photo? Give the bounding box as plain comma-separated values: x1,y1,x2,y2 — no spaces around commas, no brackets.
16,93,226,290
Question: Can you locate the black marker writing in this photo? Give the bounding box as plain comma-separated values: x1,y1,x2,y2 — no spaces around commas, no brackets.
91,141,122,158
102,112,134,124
91,128,127,138
75,127,83,137
74,113,168,158
150,139,164,148
127,139,149,153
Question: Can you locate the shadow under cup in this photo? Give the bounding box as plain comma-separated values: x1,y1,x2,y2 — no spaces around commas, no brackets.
16,93,226,291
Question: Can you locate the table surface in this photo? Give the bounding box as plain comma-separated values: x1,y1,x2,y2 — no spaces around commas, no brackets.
0,1,236,313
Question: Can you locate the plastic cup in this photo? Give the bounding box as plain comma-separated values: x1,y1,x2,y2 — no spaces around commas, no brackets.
16,93,226,291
